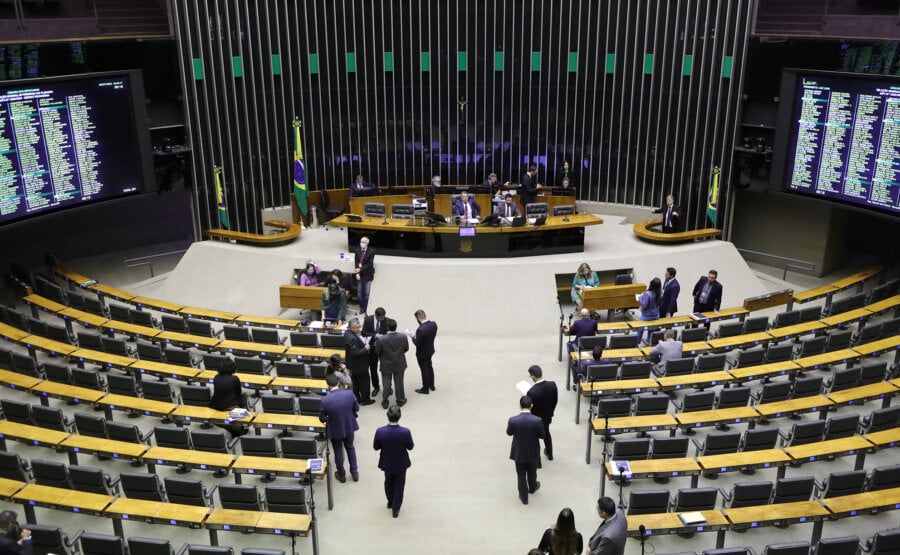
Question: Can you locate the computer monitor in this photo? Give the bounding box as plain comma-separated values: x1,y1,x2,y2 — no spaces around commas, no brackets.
551,187,576,196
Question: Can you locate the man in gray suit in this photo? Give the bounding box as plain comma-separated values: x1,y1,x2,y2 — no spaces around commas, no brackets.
649,329,683,375
588,496,627,555
375,318,409,409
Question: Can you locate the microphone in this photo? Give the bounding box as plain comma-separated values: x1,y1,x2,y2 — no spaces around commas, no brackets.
639,524,645,538
617,464,626,474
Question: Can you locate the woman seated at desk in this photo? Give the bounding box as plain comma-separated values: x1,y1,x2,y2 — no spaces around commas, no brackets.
321,281,347,322
572,263,599,310
209,358,248,438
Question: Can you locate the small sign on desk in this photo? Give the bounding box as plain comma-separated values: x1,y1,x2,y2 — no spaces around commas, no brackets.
308,458,324,473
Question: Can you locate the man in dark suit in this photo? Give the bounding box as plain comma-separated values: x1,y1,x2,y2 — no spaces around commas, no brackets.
588,497,627,555
0,510,31,554
526,365,558,461
451,190,481,220
506,395,544,504
349,174,377,198
373,406,414,518
354,236,375,315
692,269,723,313
567,308,597,352
319,374,361,483
651,194,681,233
659,266,681,318
409,309,438,394
493,193,522,220
519,164,541,207
375,318,409,408
362,307,388,396
344,318,374,405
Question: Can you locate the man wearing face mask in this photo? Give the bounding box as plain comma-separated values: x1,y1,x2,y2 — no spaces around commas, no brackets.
354,236,376,316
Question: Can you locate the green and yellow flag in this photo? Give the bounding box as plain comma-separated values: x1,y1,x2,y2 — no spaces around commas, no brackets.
707,166,720,226
293,119,308,215
214,165,229,229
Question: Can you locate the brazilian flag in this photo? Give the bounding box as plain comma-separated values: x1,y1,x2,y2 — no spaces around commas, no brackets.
215,166,229,229
293,119,308,215
707,166,720,226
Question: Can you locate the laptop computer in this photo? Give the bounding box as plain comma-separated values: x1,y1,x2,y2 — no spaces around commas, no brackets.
510,216,526,227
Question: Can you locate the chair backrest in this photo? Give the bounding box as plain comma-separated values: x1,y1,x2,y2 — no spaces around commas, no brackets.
120,472,165,501
773,475,815,504
612,437,651,460
0,450,30,481
161,314,188,333
797,335,826,357
681,327,708,342
320,334,347,348
743,316,769,333
261,393,297,415
821,470,867,498
32,405,69,431
74,412,107,438
264,485,308,514
650,436,689,459
275,360,308,378
799,305,822,322
106,421,146,444
31,459,72,489
43,361,72,383
241,549,287,555
609,334,640,349
154,425,191,449
180,384,212,406
202,352,230,371
647,330,665,347
11,350,42,378
824,413,860,440
187,318,218,337
855,322,882,346
128,309,158,328
45,321,73,344
234,356,267,375
673,487,718,511
107,373,140,397
871,528,900,555
78,532,126,555
828,366,861,392
280,437,319,459
765,343,794,363
662,357,695,376
742,427,778,451
164,476,210,506
681,391,715,412
552,204,575,216
717,386,750,409
858,360,887,386
190,430,230,453
188,546,234,555
0,398,32,424
83,296,109,317
298,395,323,416
825,329,853,352
626,489,670,515
869,464,900,492
863,405,900,433
308,362,328,379
579,335,607,351
70,465,114,495
251,327,282,345
773,310,801,327
620,361,652,379
728,481,774,508
223,324,251,341
763,542,811,555
700,431,741,456
614,273,632,285
364,202,386,217
290,331,319,347
240,435,278,457
77,330,104,349
218,484,262,511
791,375,823,398
586,364,617,382
136,339,164,361
525,202,549,217
716,321,743,338
72,367,106,390
633,394,668,416
813,535,860,555
597,397,632,418
391,203,415,219
785,420,826,446
756,380,792,404
101,335,132,356
702,549,753,555
29,524,72,555
163,345,198,366
141,379,174,403
128,537,176,555
696,353,727,372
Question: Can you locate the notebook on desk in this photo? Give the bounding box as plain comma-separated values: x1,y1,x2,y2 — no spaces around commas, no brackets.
678,512,706,525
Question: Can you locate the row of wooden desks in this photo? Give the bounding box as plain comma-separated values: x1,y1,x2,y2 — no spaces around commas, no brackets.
0,477,316,552
787,263,891,310
584,378,900,462
624,486,900,550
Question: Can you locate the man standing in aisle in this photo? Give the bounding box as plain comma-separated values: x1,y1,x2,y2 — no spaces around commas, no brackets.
526,365,558,461
375,318,409,408
344,318,374,406
506,395,544,505
410,309,438,394
587,497,627,554
373,406,414,518
354,236,375,316
692,269,723,314
659,267,681,318
362,307,388,396
319,374,360,483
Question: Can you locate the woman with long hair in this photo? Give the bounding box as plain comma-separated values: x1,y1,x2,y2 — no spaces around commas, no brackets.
636,277,662,345
537,507,583,554
571,263,599,310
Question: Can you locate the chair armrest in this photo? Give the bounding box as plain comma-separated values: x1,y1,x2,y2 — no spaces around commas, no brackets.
691,438,705,456
718,486,731,506
212,328,224,338
176,543,191,555
279,336,288,346
777,428,792,447
670,398,683,411
812,478,826,498
226,435,241,451
246,395,260,411
651,365,665,378
140,428,154,444
106,474,121,494
203,483,218,505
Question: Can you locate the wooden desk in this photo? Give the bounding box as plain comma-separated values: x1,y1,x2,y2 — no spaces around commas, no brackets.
831,264,889,292
604,458,701,481
31,381,106,405
231,455,321,481
853,335,900,358
23,294,67,316
237,314,302,329
675,406,759,431
627,510,729,538
106,497,209,526
826,381,900,408
253,511,313,536
0,420,70,449
587,415,678,463
269,376,329,395
698,449,792,475
696,307,749,323
15,483,113,515
431,193,495,218
743,289,794,312
792,285,839,306
784,436,872,468
632,219,723,244
581,283,645,312
728,361,800,383
727,500,830,528
0,477,26,498
60,435,149,461
196,370,274,391
181,307,238,322
593,322,634,334
142,446,234,473
681,341,714,356
754,395,833,420
0,322,29,342
285,346,344,361
88,283,138,302
0,368,43,391
863,428,900,449
70,348,135,369
170,406,249,426
217,339,287,358
204,507,261,531
58,307,109,328
767,321,827,341
51,263,97,290
96,394,176,419
131,296,184,313
205,219,301,246
129,359,202,380
707,332,773,352
156,330,222,350
821,486,900,517
865,294,900,315
23,334,78,356
820,307,873,328
628,315,695,330
99,320,161,339
252,413,326,433
796,348,862,370
279,285,326,310
656,371,732,393
595,347,646,362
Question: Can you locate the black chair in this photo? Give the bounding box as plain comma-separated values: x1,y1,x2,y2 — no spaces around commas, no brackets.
799,305,822,322
858,360,887,386
868,464,900,491
816,470,867,498
281,437,320,460
752,381,792,405
318,189,344,221
261,393,298,415
865,528,900,555
672,487,718,512
824,329,853,352
525,202,549,217
779,420,825,447
163,345,201,367
78,532,126,555
608,334,640,349
765,343,794,363
71,367,107,390
620,361,652,379
240,435,279,458
0,450,31,481
794,335,826,358
826,366,861,392
191,429,236,454
202,352,230,371
717,386,750,409
693,431,740,456
44,321,74,344
29,525,75,555
100,335,136,357
633,394,668,416
43,361,72,383
308,362,328,379
650,437,689,459
743,316,769,333
83,296,109,318
120,472,166,501
161,314,189,333
626,489,670,515
647,330,665,347
391,203,415,219
180,384,213,406
142,379,175,403
128,537,177,555
164,476,216,506
861,405,900,433
611,437,651,460
791,375,823,398
107,373,141,397
812,536,860,555
0,347,12,370
77,330,104,350
32,404,73,432
579,335,607,351
74,412,107,438
70,465,119,495
0,399,32,425
673,390,715,413
289,332,318,347
741,427,779,451
187,547,234,555
242,549,287,555
364,201,387,218
696,353,727,373
853,322,882,346
320,334,347,348
25,317,47,338
298,395,322,416
234,355,271,375
552,204,575,216
772,475,815,504
128,309,160,328
187,318,223,338
265,485,308,514
106,421,153,447
252,327,285,345
585,364,617,382
657,357,695,377
223,324,251,342
729,347,766,368
824,413,859,440
596,397,631,419
702,549,754,555
681,327,709,342
218,483,264,511
881,317,900,337
716,321,743,338
762,543,810,555
275,360,308,378
721,481,773,508
154,425,192,450
11,351,43,378
136,339,164,361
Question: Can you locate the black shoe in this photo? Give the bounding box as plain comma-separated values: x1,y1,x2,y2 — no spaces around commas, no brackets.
415,388,429,394
352,473,359,482
381,400,389,409
335,473,346,483
360,399,376,406
430,386,435,391
519,494,528,505
392,509,400,518
530,481,541,494
397,399,407,407
387,502,392,509
545,450,553,461
372,387,380,396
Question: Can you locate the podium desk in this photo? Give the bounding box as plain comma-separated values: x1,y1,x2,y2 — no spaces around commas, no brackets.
279,285,326,311
581,283,644,312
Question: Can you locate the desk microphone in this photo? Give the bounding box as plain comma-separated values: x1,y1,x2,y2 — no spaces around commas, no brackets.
617,464,626,474
639,524,646,555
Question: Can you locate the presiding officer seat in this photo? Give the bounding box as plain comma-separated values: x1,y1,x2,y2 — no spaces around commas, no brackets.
525,203,549,218
391,203,415,219
364,202,386,218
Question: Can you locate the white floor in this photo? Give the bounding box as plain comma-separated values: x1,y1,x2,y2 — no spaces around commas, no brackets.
8,211,898,555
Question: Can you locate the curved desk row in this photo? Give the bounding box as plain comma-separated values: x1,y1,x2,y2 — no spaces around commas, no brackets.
204,219,302,247
633,218,723,243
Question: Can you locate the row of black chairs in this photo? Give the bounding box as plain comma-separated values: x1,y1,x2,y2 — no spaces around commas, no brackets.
661,525,898,555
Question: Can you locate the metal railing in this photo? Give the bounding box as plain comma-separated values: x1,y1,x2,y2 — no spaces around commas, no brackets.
737,248,816,281
123,249,186,279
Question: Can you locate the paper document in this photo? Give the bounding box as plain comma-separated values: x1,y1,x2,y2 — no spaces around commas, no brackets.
516,380,532,396
678,512,706,525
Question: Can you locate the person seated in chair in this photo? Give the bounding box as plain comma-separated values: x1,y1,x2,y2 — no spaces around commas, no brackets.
349,174,378,198
567,308,596,353
321,281,347,323
494,193,521,222
649,329,683,375
451,190,481,221
299,261,323,287
576,345,612,388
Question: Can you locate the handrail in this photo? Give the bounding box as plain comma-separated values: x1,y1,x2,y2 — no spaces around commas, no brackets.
737,247,816,280
122,249,186,278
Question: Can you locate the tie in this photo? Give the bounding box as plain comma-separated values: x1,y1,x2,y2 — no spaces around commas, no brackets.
505,205,510,217
465,202,470,219
665,207,671,227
